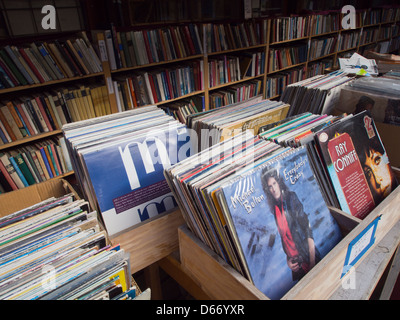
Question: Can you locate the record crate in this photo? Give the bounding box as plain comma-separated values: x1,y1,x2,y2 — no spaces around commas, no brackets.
109,208,185,274
177,168,400,300
0,178,145,298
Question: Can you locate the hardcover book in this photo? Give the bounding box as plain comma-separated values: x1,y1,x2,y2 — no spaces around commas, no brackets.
216,147,342,299
315,111,398,219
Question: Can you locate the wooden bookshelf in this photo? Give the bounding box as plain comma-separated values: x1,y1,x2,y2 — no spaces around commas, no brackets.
0,8,398,195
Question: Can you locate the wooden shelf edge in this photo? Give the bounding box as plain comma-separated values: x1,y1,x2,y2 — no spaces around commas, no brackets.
0,130,63,151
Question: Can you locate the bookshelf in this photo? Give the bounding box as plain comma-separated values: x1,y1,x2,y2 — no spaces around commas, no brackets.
0,7,399,196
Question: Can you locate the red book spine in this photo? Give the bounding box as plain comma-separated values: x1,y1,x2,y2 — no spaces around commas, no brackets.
18,48,45,83
0,158,18,190
142,30,154,64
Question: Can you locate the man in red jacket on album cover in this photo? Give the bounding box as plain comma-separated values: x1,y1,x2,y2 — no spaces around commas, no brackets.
262,169,321,281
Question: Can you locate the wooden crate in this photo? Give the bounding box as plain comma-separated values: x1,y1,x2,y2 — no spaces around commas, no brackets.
110,208,186,274
179,170,400,300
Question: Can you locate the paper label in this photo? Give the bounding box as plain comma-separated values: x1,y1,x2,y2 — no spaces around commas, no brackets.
341,215,381,277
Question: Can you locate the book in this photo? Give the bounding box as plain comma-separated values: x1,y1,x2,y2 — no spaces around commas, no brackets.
314,111,398,219
215,146,342,299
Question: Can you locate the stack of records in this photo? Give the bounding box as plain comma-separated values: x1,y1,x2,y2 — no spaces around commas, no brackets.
259,110,398,220
280,70,355,116
0,194,139,300
164,131,343,299
313,111,398,219
337,76,400,126
259,112,345,209
63,106,193,237
186,96,290,152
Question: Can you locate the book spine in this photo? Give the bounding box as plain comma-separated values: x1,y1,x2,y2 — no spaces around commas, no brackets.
40,147,54,178
9,156,29,187
0,157,18,190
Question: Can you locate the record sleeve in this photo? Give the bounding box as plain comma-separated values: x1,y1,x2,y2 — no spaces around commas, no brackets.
314,111,398,219
216,147,342,299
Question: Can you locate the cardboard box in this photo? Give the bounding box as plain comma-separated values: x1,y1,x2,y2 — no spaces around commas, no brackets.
0,179,79,217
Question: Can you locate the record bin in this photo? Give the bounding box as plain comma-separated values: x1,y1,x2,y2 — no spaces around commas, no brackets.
0,178,144,298
178,169,400,300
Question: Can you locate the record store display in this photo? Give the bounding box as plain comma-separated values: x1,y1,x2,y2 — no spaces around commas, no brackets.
63,106,194,236
0,194,139,300
259,111,398,220
186,96,290,152
280,70,355,116
164,131,343,299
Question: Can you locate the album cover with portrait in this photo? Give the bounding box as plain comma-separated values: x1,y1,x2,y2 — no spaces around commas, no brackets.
217,146,342,299
315,110,398,219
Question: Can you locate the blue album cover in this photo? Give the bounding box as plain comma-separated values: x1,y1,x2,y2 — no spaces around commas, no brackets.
219,147,342,299
82,123,192,236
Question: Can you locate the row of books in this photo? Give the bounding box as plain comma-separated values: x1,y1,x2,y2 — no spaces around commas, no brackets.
208,56,241,88
204,20,267,53
100,24,203,70
63,106,193,237
359,28,379,46
112,61,203,110
0,32,102,90
309,36,337,61
381,7,400,23
265,66,306,99
306,59,333,78
270,16,309,43
267,8,400,44
209,80,263,109
161,97,202,125
0,137,72,193
268,44,308,73
379,26,392,41
0,84,111,143
308,13,340,36
239,51,266,79
0,194,140,300
337,31,360,51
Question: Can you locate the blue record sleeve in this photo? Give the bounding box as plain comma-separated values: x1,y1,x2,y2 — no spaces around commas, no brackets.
81,123,192,236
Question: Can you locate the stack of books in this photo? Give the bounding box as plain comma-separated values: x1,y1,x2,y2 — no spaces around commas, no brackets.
0,84,111,143
0,137,72,192
0,32,102,89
